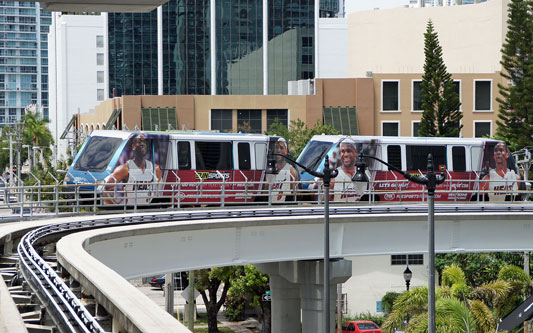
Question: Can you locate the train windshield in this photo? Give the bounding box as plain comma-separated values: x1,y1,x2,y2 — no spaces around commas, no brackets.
296,140,334,172
74,136,123,172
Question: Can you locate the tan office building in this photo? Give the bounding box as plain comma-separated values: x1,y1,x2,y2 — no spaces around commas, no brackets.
74,78,375,137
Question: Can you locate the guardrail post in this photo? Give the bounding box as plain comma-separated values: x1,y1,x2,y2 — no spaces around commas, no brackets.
55,184,59,216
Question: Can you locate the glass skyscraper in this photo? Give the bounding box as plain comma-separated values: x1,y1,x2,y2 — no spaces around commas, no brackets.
108,0,338,97
0,1,51,125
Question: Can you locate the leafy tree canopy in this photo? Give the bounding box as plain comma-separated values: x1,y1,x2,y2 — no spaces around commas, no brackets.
266,118,339,157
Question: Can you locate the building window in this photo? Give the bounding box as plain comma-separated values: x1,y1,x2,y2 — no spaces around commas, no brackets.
453,80,461,107
237,109,262,133
391,254,424,265
474,121,491,138
96,53,104,66
474,80,491,111
302,36,313,47
382,81,399,111
301,71,314,79
412,81,422,111
211,109,232,132
97,89,104,101
96,35,104,48
302,55,313,65
412,121,420,137
382,122,399,136
97,71,104,83
267,109,288,131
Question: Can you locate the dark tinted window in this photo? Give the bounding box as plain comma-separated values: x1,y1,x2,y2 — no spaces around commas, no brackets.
237,109,262,133
406,145,446,171
296,141,334,172
178,141,191,170
387,145,402,171
267,109,288,130
413,81,422,110
475,122,491,138
475,80,491,110
383,81,399,111
238,143,251,170
195,142,233,170
383,122,399,136
452,146,466,172
74,137,123,172
211,109,233,132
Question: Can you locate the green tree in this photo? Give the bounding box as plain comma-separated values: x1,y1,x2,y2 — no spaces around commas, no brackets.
266,118,339,157
195,267,239,332
225,265,271,331
496,0,533,149
435,252,531,287
419,20,462,137
382,264,530,332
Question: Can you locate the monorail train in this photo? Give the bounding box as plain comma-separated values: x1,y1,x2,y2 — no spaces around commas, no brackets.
296,135,525,202
64,130,289,205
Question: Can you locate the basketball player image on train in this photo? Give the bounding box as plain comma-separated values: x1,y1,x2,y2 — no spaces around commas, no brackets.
480,141,522,201
103,134,163,205
271,138,299,202
330,139,369,202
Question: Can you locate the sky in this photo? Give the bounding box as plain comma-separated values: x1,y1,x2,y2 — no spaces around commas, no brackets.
345,0,411,13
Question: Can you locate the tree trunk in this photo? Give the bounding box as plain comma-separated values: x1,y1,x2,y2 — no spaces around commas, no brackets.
207,304,219,332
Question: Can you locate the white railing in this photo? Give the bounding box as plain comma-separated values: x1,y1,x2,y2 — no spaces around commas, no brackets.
0,178,530,219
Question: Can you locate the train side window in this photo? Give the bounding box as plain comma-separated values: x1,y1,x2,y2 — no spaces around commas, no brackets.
452,146,466,172
196,141,233,170
238,143,251,170
177,141,191,170
406,145,446,171
255,143,266,170
387,145,402,171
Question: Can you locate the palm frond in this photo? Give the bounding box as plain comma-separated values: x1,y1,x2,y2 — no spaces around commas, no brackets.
469,299,496,333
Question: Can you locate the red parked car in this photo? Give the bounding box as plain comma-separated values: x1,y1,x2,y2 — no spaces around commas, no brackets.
336,321,382,333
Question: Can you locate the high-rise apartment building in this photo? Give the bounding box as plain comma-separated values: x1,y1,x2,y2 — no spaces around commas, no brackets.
108,0,339,97
48,13,107,160
0,1,51,125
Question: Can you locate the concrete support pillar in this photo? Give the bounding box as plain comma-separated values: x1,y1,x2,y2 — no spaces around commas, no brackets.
256,262,301,333
165,273,175,315
257,259,352,333
112,316,125,333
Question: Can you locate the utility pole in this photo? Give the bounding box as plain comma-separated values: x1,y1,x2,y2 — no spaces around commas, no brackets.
16,122,22,187
8,133,13,187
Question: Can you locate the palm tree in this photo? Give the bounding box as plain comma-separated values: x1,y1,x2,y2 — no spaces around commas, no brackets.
381,264,529,333
21,111,54,167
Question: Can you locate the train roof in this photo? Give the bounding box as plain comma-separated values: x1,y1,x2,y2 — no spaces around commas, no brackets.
307,135,501,146
88,130,276,141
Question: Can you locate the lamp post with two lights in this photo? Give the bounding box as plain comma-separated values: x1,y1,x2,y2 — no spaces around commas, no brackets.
266,153,338,332
352,153,445,333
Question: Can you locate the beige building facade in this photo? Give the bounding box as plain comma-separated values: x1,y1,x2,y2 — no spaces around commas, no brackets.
75,78,375,137
349,0,509,138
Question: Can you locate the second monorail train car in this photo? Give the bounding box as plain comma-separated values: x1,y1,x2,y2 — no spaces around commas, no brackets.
296,135,524,202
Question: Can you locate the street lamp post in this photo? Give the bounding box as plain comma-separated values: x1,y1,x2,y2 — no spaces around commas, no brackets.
353,153,444,333
403,266,412,291
267,153,338,332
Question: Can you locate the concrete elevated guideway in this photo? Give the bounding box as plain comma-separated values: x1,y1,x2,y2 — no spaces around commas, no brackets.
53,204,533,332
